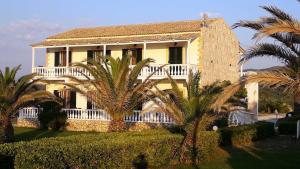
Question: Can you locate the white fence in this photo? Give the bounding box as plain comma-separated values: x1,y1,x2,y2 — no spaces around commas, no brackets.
32,64,197,80
18,108,175,124
124,111,174,123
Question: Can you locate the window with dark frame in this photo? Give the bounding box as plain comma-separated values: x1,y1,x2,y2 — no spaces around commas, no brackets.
87,50,111,64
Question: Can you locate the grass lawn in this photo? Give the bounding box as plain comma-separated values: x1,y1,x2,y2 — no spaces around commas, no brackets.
176,136,300,169
11,128,300,169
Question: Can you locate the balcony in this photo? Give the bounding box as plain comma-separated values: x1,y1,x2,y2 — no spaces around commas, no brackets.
32,64,198,80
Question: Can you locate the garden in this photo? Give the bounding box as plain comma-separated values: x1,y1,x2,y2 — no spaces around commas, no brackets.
1,122,300,169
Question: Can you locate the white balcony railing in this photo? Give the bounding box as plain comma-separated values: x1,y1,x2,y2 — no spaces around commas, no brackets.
18,107,40,119
18,108,175,124
32,64,197,80
65,108,111,121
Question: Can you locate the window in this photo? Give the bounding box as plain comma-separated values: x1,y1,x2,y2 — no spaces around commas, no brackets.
87,50,111,64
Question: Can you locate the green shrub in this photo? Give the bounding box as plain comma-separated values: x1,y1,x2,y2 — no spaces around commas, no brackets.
220,122,275,146
0,130,182,169
196,131,220,162
38,102,67,130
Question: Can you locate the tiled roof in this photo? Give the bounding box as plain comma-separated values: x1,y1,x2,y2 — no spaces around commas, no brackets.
32,33,200,47
32,18,222,47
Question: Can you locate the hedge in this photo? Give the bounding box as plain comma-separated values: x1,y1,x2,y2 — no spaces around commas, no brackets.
0,130,180,169
0,130,220,169
276,115,300,135
220,122,275,146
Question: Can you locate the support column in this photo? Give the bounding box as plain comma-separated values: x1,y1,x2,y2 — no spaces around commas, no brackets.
245,81,259,117
66,45,69,67
103,45,107,56
186,40,190,64
240,63,244,77
143,42,147,59
66,45,70,76
32,47,35,73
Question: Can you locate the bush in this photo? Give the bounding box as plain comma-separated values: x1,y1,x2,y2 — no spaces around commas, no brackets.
0,130,182,169
38,102,67,130
196,131,220,162
220,122,275,146
277,116,300,135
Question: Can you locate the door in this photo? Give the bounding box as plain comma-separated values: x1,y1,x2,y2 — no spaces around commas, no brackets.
69,90,76,109
168,47,182,64
123,48,142,65
54,51,71,66
168,47,182,75
60,51,67,66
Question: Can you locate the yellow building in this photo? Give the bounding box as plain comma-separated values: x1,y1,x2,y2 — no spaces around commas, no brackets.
18,18,241,130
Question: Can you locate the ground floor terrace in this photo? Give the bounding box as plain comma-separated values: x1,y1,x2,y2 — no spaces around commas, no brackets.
17,107,175,132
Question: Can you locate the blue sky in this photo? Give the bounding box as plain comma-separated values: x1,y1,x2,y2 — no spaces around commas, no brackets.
0,0,299,75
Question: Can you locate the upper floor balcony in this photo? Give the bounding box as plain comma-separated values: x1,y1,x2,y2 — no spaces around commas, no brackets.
31,39,199,80
32,64,198,80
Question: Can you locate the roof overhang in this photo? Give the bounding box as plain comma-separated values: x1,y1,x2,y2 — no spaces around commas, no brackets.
31,33,199,48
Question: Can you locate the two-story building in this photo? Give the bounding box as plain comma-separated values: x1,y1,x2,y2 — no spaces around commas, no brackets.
18,18,241,131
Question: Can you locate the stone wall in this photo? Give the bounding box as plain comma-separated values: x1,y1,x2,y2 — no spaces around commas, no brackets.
199,19,240,86
16,118,172,132
16,118,40,128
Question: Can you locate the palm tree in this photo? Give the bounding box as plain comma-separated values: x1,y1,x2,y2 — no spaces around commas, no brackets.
149,71,230,164
232,5,300,113
66,55,158,132
0,65,58,142
243,4,300,39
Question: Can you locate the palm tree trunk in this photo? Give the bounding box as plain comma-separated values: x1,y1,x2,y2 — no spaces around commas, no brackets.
108,119,127,132
2,118,14,143
294,94,300,114
179,120,199,164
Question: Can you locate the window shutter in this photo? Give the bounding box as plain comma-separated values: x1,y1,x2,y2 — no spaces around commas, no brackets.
87,50,94,63
69,51,72,64
106,50,111,56
136,48,142,63
70,91,76,108
177,47,182,64
54,52,60,66
168,48,175,64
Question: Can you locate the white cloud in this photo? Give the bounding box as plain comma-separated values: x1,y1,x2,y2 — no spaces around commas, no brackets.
0,19,66,75
0,19,65,43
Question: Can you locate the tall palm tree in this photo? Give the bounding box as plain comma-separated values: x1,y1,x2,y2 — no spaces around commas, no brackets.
0,65,58,142
245,3,300,39
149,71,230,164
66,55,158,132
232,5,300,113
